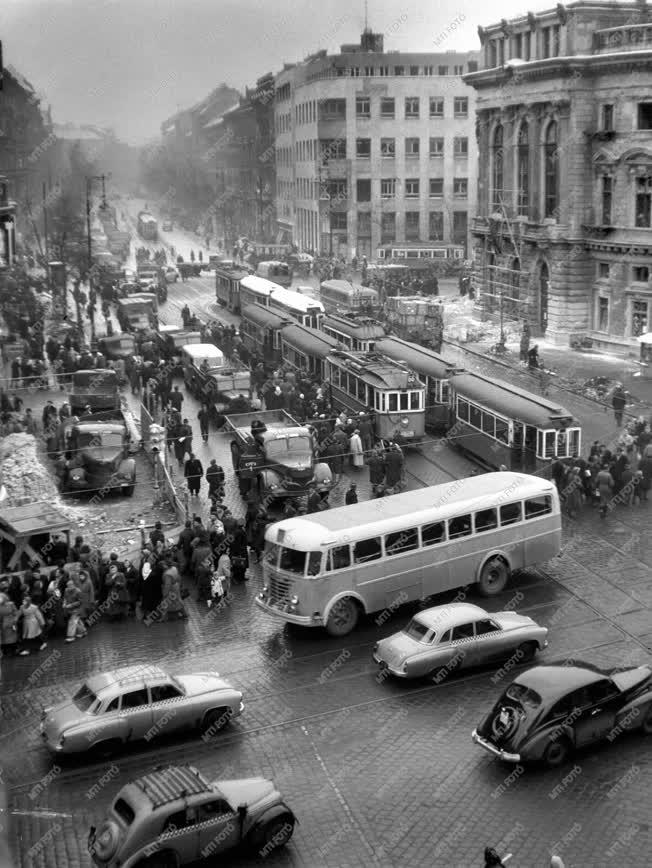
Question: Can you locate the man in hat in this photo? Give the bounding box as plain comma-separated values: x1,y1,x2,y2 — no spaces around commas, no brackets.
184,453,204,497
149,521,165,549
345,482,358,505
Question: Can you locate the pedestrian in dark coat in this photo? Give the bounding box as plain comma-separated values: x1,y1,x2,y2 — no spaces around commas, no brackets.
345,483,358,505
612,385,627,427
198,404,210,444
140,552,161,617
367,449,385,486
184,453,204,496
229,522,249,583
149,522,165,549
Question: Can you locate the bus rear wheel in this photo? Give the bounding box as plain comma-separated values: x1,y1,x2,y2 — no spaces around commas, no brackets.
477,557,509,596
326,598,359,637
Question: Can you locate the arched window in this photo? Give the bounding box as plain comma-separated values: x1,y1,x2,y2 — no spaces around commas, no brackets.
492,126,504,210
517,123,529,217
544,121,559,218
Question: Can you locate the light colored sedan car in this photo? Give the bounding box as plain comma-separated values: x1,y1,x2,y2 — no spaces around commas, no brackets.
373,602,548,680
164,265,179,283
40,665,243,756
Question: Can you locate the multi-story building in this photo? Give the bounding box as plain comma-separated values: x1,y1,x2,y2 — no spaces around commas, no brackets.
274,29,479,258
467,1,652,349
216,73,276,246
0,176,17,269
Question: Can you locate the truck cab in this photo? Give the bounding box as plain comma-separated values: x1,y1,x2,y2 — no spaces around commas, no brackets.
70,369,121,417
117,296,157,333
156,326,202,376
62,421,135,497
182,343,251,410
226,410,332,501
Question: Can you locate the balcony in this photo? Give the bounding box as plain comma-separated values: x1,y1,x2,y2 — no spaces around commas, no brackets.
594,24,652,54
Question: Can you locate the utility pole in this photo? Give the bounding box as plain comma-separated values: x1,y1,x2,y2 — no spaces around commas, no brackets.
86,174,107,345
42,182,51,296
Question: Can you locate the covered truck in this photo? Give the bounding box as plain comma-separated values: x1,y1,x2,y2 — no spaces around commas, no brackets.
226,409,332,501
155,325,202,376
117,294,158,332
182,343,251,410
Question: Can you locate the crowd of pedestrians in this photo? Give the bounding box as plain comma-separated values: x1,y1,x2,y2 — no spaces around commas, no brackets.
552,418,652,519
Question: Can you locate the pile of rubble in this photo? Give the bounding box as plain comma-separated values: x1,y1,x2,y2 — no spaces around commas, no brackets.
442,297,522,345
0,433,60,506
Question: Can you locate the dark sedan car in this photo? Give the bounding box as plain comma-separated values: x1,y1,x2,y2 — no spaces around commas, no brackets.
472,662,652,767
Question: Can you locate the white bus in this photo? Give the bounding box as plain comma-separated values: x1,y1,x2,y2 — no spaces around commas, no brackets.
256,472,561,636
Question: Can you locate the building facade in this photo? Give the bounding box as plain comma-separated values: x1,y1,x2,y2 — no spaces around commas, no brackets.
274,31,479,258
467,1,652,348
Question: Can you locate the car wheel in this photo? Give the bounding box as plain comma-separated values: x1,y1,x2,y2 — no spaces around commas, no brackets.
256,815,295,856
477,557,509,596
326,597,359,637
641,706,652,735
89,738,122,760
542,737,571,768
516,641,538,663
201,706,233,739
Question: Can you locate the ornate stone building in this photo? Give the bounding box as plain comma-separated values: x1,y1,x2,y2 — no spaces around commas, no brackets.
466,1,652,349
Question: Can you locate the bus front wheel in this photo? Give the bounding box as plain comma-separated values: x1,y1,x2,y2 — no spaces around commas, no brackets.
326,598,359,636
477,557,509,596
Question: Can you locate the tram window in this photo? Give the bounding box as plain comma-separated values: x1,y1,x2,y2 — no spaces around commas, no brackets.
307,552,322,576
327,545,351,571
400,393,408,410
568,428,580,457
410,391,420,410
481,412,495,437
539,430,556,459
474,508,498,533
388,393,398,412
469,404,482,430
448,514,472,539
457,398,469,422
524,496,552,519
441,381,450,403
368,387,376,407
421,521,445,546
353,537,382,563
357,379,366,402
500,502,522,526
557,429,567,457
385,528,419,556
495,417,509,444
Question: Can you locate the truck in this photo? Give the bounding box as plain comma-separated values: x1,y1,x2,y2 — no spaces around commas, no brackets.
136,263,167,302
182,343,251,410
225,409,333,501
63,370,136,497
117,294,158,332
155,325,202,376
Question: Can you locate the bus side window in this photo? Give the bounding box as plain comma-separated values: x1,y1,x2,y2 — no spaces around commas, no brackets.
524,496,552,519
327,545,351,571
307,552,322,576
474,508,497,533
353,538,382,563
448,514,472,539
421,521,445,546
499,502,522,526
385,528,418,556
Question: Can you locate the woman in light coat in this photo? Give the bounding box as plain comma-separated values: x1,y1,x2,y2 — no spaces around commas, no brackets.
77,570,95,621
161,562,186,620
0,589,19,656
349,429,364,469
19,595,46,655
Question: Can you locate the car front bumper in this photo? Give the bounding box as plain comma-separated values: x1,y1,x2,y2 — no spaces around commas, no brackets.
255,595,323,627
40,723,65,753
472,729,520,762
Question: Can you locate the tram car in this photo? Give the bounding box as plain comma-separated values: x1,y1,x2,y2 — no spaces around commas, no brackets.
447,371,581,473
136,211,158,241
322,314,385,353
240,303,292,363
269,286,324,329
280,323,339,380
325,349,426,446
376,336,459,432
319,279,380,316
238,274,281,310
215,264,252,313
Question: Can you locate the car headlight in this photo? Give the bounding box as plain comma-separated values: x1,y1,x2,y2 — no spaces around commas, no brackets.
401,417,409,427
291,595,299,606
263,585,269,594
269,483,277,490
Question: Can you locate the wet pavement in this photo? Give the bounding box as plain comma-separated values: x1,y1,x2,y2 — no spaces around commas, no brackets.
4,197,652,867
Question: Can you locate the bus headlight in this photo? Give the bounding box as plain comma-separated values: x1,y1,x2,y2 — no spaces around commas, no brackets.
291,595,299,605
401,417,409,427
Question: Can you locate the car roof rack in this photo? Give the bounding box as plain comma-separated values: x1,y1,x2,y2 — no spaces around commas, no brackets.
134,766,210,807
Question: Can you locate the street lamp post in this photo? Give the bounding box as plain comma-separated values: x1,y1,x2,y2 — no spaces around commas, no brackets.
86,174,108,346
